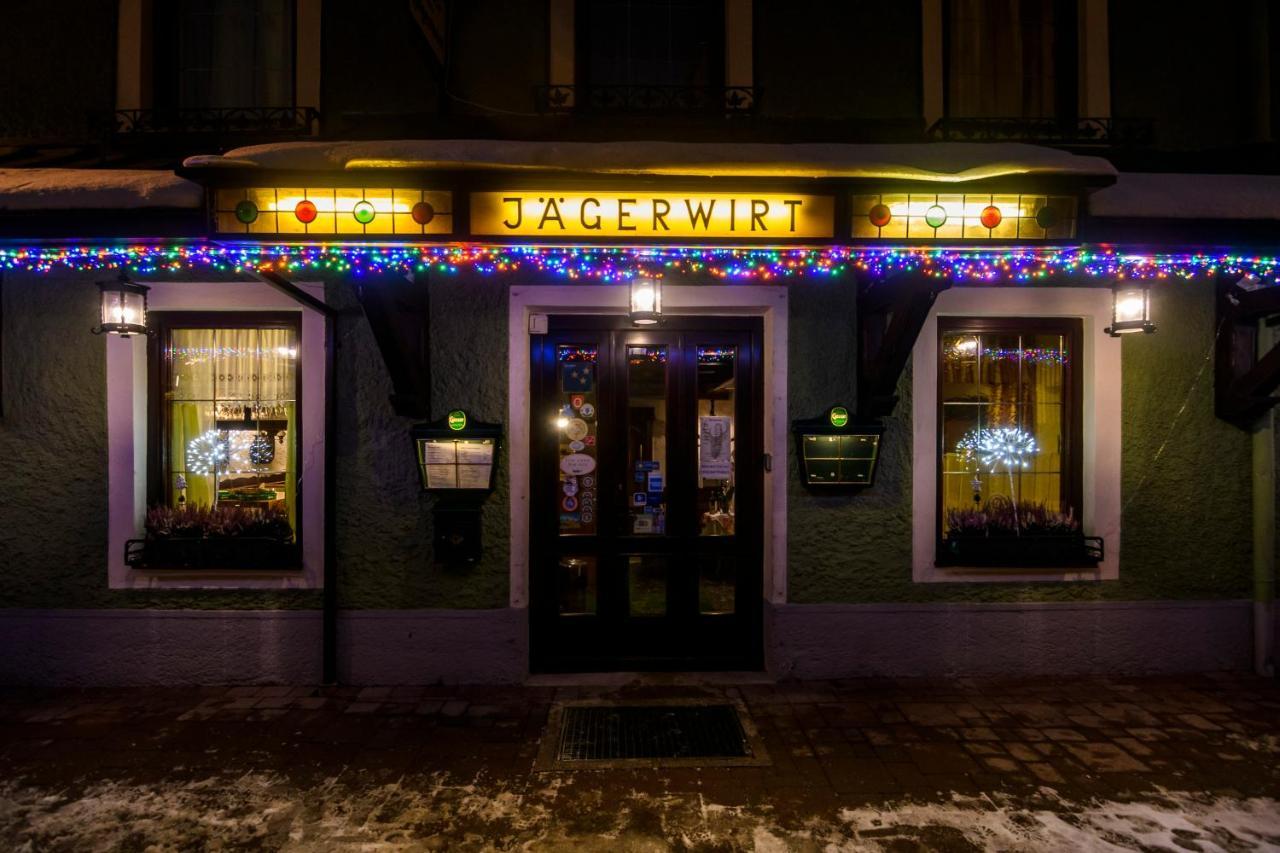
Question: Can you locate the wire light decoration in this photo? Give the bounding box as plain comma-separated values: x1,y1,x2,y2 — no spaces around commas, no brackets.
956,427,1039,531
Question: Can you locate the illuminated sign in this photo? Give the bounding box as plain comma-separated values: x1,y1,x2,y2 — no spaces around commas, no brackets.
470,192,834,239
214,187,454,236
851,193,1077,241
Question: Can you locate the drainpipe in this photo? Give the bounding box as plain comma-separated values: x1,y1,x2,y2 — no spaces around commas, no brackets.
257,272,340,685
1254,317,1276,678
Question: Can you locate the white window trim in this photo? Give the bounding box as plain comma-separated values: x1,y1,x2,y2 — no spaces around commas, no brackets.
911,287,1121,583
507,285,788,608
106,281,327,590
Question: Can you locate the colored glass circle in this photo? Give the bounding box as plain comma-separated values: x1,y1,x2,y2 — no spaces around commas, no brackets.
980,205,1002,229
352,200,376,224
294,199,318,224
411,201,436,225
1035,206,1059,229
867,203,892,228
924,204,947,228
234,200,259,224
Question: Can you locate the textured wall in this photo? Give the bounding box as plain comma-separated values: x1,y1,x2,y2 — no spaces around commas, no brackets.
785,277,1255,604
330,272,510,610
0,272,1255,612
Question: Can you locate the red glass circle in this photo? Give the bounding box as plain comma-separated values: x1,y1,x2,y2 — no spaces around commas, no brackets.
294,199,318,224
868,203,892,228
1035,206,1059,229
980,205,1002,229
411,201,436,225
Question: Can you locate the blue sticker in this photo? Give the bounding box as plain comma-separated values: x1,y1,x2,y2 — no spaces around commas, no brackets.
631,492,647,507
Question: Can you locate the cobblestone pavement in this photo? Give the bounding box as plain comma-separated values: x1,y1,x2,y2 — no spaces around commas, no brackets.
1,674,1278,850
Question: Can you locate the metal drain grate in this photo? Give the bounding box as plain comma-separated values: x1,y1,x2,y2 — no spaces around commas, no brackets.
556,704,750,761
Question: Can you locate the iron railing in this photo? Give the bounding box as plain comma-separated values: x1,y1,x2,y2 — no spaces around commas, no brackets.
535,85,757,116
928,116,1153,147
107,106,320,137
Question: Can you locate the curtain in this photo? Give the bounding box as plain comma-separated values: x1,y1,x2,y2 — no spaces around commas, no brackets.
948,0,1056,118
168,327,297,519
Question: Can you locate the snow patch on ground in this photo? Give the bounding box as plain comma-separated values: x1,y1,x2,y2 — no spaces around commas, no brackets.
184,139,1117,183
1090,172,1280,221
2,772,1278,851
0,169,203,210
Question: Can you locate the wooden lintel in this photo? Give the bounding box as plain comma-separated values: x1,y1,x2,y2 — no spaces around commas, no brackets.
857,272,950,420
355,271,432,419
1215,273,1280,428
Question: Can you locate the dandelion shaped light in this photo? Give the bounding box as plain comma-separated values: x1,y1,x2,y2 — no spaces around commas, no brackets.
186,429,229,475
970,427,1038,471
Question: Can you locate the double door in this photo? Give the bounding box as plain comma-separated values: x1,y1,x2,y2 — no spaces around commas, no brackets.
530,316,763,671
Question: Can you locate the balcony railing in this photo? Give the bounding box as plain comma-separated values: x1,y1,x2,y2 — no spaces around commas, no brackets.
106,107,320,137
928,116,1153,147
535,85,757,116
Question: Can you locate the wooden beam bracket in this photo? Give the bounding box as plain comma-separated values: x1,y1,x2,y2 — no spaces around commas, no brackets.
355,271,432,419
1215,274,1280,428
856,272,951,421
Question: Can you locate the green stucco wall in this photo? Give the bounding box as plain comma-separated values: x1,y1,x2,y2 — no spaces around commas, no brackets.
785,277,1254,603
0,272,1255,611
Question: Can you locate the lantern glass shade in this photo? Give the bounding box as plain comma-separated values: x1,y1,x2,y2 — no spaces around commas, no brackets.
629,278,662,326
97,280,150,336
1105,284,1155,336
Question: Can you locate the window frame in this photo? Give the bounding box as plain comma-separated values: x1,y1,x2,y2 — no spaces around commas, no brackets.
940,0,1079,122
934,315,1084,558
146,310,304,550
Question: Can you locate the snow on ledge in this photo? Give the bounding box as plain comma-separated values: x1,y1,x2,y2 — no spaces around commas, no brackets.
183,140,1116,183
1090,173,1280,221
0,169,203,211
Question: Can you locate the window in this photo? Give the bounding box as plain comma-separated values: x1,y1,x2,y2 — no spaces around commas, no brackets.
945,0,1076,118
150,313,301,545
154,0,295,110
937,317,1082,545
577,0,723,90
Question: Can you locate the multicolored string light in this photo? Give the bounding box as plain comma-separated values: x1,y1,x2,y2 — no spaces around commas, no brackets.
1,244,1278,285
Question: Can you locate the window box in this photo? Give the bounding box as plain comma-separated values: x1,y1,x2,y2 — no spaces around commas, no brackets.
937,533,1103,568
125,536,300,571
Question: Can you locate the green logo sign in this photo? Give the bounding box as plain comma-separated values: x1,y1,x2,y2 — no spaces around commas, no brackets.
447,410,467,431
829,406,849,428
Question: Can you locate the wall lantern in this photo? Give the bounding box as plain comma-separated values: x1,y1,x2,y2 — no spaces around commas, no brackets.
792,405,886,490
411,409,503,565
1104,283,1156,337
93,275,150,337
629,277,662,326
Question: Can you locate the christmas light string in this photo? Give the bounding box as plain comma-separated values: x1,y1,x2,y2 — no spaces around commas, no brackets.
1,244,1278,285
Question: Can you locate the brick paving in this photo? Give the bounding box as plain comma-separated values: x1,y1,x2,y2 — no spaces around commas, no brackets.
0,673,1278,849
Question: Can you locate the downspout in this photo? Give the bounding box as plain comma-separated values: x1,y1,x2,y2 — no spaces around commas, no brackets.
1254,318,1276,678
257,271,340,685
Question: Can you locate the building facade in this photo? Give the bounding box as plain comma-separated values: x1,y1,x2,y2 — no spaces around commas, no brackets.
0,0,1277,685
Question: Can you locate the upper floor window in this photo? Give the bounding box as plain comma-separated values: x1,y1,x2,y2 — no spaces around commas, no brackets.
578,0,724,91
938,317,1082,547
946,0,1075,119
155,0,295,110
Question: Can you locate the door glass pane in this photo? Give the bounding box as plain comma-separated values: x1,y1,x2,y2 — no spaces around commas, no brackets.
628,555,667,617
556,344,600,536
624,345,668,536
699,555,735,614
697,346,736,536
558,556,597,615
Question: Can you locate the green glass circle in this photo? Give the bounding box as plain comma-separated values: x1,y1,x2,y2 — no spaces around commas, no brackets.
352,200,376,224
234,200,259,224
924,204,947,228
